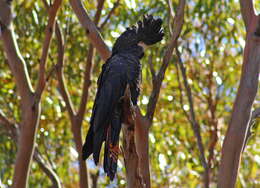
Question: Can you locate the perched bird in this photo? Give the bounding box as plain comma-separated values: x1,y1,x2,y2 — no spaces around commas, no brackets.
82,15,164,180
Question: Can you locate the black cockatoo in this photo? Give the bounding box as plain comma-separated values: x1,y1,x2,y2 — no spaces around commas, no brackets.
82,15,164,180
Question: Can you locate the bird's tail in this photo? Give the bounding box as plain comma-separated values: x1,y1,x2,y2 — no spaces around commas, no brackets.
82,125,94,160
104,103,122,180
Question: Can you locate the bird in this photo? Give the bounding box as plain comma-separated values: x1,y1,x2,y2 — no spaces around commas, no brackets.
82,14,164,180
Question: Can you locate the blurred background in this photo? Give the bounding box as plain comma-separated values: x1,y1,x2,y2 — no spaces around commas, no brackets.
0,0,260,187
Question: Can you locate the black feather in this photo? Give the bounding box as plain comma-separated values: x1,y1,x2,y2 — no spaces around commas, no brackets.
82,14,164,180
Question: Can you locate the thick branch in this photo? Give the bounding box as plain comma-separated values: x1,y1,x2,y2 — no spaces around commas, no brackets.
218,16,260,188
0,26,33,103
36,0,62,96
1,4,41,187
239,0,257,31
122,1,185,187
69,0,111,60
122,86,144,188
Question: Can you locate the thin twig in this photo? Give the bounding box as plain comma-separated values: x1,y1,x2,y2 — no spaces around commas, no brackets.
55,22,76,119
77,0,105,119
176,47,209,187
99,0,120,29
174,59,190,122
148,53,156,81
242,107,260,152
145,0,186,123
36,0,62,96
33,148,62,188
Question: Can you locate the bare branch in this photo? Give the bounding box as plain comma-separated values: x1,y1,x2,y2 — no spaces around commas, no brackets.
94,0,105,24
176,47,209,187
167,0,175,18
99,0,120,30
77,0,105,120
77,47,93,120
0,14,33,103
55,23,76,119
239,0,257,31
45,63,57,83
36,0,62,96
148,53,156,81
69,0,111,60
174,60,190,122
33,148,62,188
218,17,260,187
146,0,185,122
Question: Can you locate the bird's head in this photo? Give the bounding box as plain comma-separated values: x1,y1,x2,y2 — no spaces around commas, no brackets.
112,14,164,55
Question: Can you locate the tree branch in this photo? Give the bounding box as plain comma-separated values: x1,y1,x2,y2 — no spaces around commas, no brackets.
55,22,76,119
33,148,62,188
218,14,260,188
0,9,33,103
121,1,186,187
122,86,145,187
148,53,156,81
94,0,105,24
69,0,111,61
176,47,209,187
174,61,190,122
77,0,105,120
0,112,61,188
146,0,185,123
99,0,120,30
36,0,62,96
239,0,257,31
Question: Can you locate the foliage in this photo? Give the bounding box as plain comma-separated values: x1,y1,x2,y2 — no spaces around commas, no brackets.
0,0,259,187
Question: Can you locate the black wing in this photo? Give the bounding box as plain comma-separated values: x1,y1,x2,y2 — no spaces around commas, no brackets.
82,56,127,164
82,53,141,180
